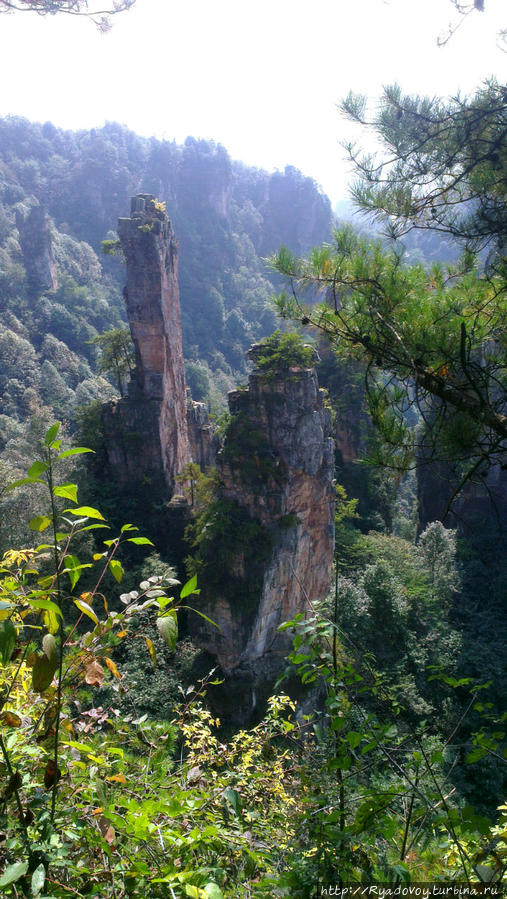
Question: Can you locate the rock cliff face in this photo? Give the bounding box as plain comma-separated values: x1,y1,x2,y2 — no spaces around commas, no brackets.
102,197,335,719
192,346,335,705
102,195,191,490
15,201,58,295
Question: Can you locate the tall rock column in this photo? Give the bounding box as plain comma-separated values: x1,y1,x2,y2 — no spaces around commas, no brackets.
103,195,191,490
16,201,58,296
192,344,335,713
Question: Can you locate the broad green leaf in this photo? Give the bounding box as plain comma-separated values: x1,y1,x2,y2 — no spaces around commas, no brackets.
63,554,82,590
0,620,16,666
185,887,202,899
31,862,46,896
120,524,138,532
0,861,29,887
346,731,362,749
8,476,45,491
53,483,78,503
223,787,242,817
29,515,52,532
57,447,94,459
156,596,175,610
32,653,57,692
62,740,95,753
79,523,110,532
64,505,105,520
180,574,198,599
74,598,99,625
156,611,178,651
126,536,154,546
204,885,224,899
108,559,124,584
28,461,49,478
29,599,62,619
44,422,60,446
37,575,55,588
0,604,14,623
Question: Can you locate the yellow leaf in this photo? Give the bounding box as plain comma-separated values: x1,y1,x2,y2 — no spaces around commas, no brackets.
74,598,98,625
0,711,21,727
106,773,126,784
80,591,93,604
104,657,121,679
43,609,59,634
145,636,157,669
117,630,127,639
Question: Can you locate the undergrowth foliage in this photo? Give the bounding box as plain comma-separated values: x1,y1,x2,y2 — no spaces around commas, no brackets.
0,423,505,897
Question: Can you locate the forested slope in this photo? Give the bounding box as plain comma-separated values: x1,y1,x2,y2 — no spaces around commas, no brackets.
0,117,331,402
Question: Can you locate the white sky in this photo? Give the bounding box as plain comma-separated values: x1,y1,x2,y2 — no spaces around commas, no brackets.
0,0,505,203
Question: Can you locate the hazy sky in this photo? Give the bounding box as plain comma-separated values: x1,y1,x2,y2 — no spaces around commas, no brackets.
0,0,505,203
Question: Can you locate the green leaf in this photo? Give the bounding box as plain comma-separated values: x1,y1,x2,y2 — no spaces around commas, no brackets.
156,596,175,610
182,607,219,629
7,476,45,491
223,787,243,817
29,515,52,532
62,740,95,753
126,536,154,546
32,653,57,693
346,731,362,749
79,523,110,532
37,575,55,589
44,423,60,446
31,863,46,896
53,483,78,503
0,861,29,887
28,461,49,478
64,505,105,520
63,554,82,590
108,559,124,584
204,884,224,899
29,599,63,618
0,620,17,666
120,524,138,532
73,598,99,626
156,611,178,651
57,447,94,459
180,574,198,599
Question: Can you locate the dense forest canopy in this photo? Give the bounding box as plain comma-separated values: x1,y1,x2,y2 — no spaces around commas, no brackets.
0,116,332,428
